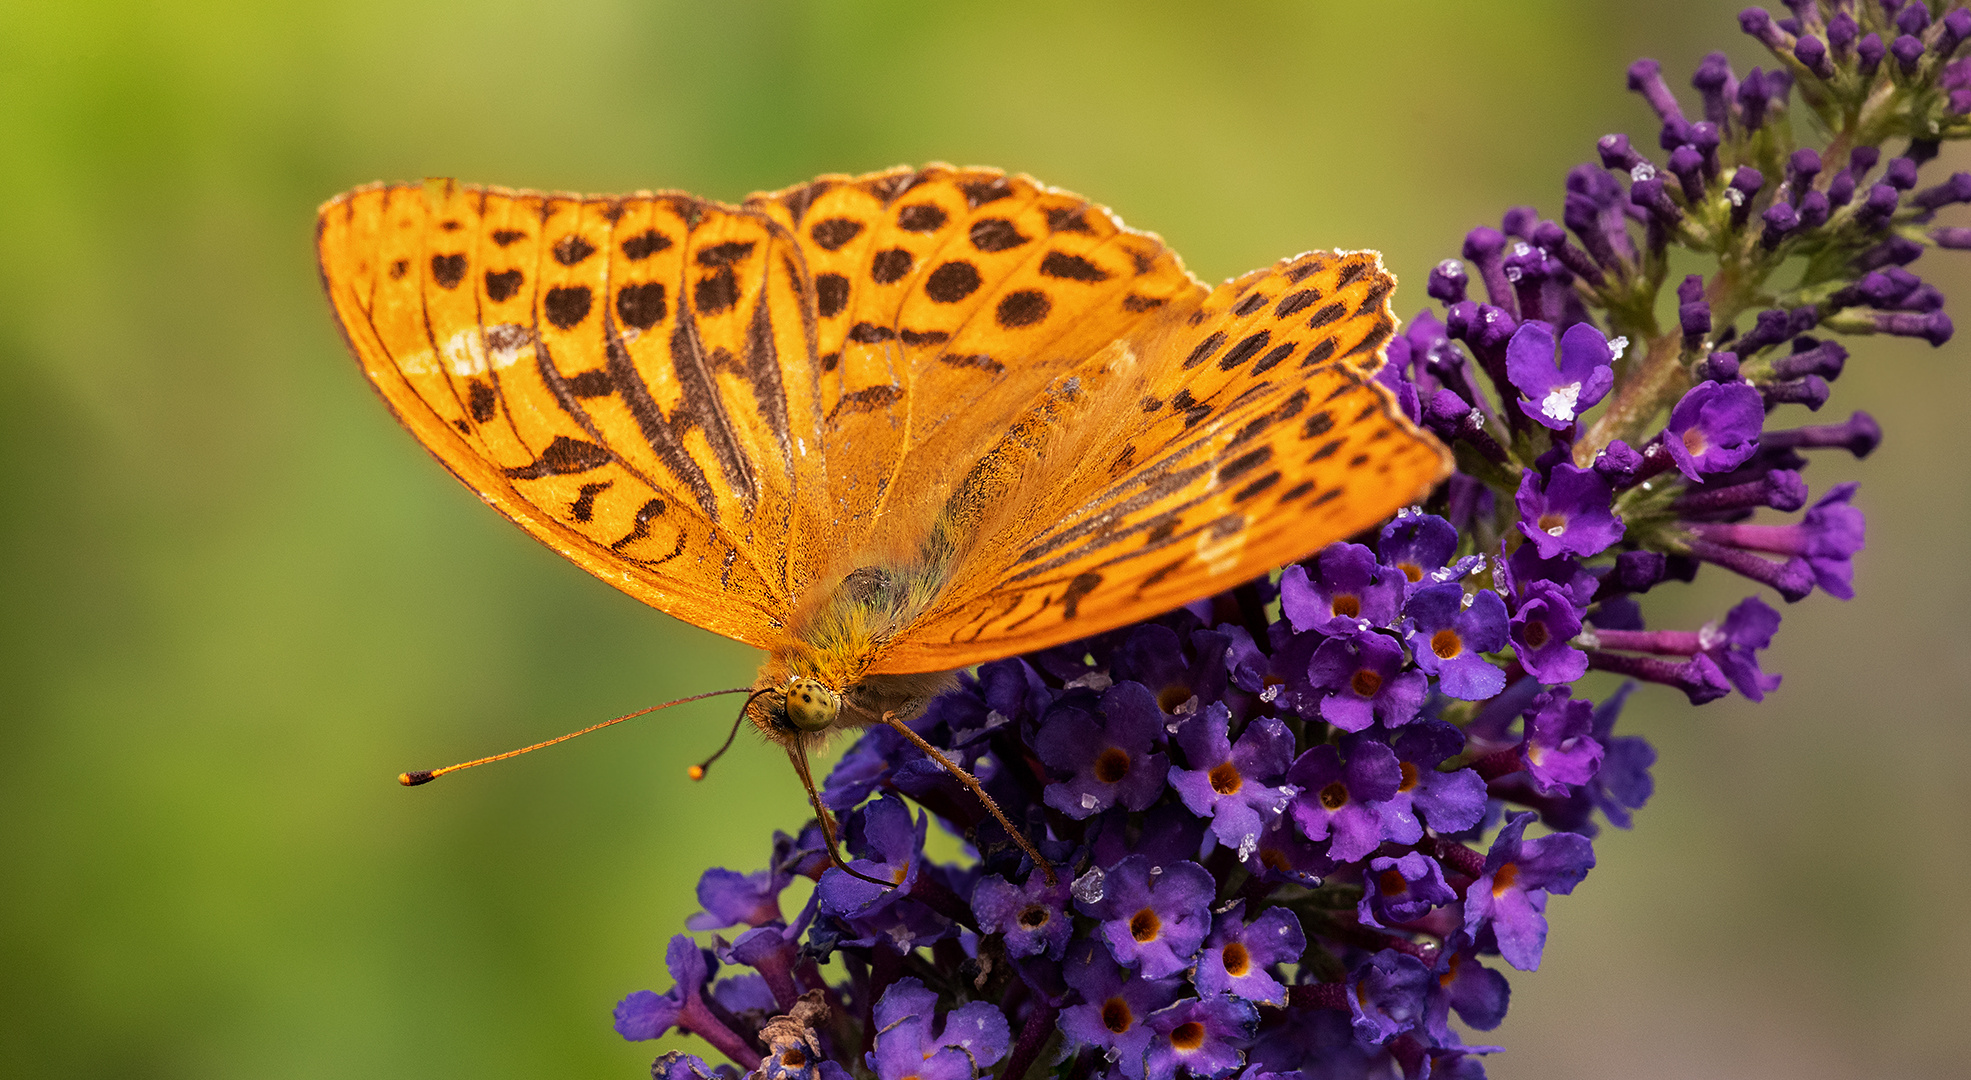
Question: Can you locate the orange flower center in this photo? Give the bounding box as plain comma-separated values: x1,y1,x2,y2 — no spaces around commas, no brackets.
1130,907,1162,943
1170,1021,1206,1052
1522,620,1549,648
1492,862,1520,896
1431,628,1464,660
1319,780,1349,811
1331,594,1361,619
1682,426,1709,456
1221,941,1251,977
1398,561,1424,583
1102,997,1134,1034
1377,868,1409,895
1018,905,1050,930
1209,761,1243,795
1350,668,1383,697
1094,747,1131,784
1158,684,1194,713
1397,761,1419,793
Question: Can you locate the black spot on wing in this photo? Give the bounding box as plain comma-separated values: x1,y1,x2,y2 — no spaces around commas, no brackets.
570,480,612,522
810,217,863,251
1216,445,1274,484
485,269,523,302
815,273,850,318
1045,206,1094,233
697,241,756,267
970,218,1029,252
1251,341,1296,374
610,498,668,552
1218,331,1272,371
1183,331,1227,370
621,229,672,260
896,204,947,232
960,176,1014,207
504,435,612,479
552,235,596,266
871,248,913,284
566,369,614,397
1040,251,1109,282
430,254,466,289
926,261,981,303
1306,301,1347,329
544,286,593,329
830,384,904,419
695,267,738,315
1233,292,1269,317
1061,572,1103,619
1274,289,1321,318
616,282,667,330
492,229,527,247
1344,316,1395,357
996,290,1050,328
1299,338,1338,369
467,380,497,423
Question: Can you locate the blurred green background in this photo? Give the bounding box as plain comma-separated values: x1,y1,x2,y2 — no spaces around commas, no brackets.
3,1,1966,1077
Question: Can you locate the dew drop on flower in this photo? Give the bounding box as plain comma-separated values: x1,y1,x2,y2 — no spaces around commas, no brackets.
1631,162,1657,182
1065,671,1113,691
1259,685,1281,703
1541,382,1583,422
1072,867,1105,906
984,709,1011,729
1609,335,1629,361
1081,793,1099,810
1238,833,1258,861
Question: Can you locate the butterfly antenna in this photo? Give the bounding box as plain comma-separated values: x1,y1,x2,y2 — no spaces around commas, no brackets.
786,743,893,889
690,688,775,781
859,706,1059,887
398,687,754,786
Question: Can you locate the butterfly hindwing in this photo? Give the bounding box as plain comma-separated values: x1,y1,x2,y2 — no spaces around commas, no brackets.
871,249,1453,672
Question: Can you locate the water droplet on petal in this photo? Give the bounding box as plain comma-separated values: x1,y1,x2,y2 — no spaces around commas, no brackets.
1072,867,1105,905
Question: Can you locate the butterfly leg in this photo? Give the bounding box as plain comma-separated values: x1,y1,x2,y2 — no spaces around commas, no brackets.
875,712,1059,887
785,743,894,889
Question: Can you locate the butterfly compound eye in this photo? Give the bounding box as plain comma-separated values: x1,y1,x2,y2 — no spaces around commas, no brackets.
785,678,841,732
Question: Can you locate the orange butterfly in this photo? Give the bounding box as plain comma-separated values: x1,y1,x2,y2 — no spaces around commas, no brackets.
315,165,1451,883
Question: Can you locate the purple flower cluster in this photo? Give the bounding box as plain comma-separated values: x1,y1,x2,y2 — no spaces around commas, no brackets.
612,4,1964,1077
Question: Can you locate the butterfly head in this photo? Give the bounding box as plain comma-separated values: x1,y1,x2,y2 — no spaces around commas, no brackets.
783,677,843,733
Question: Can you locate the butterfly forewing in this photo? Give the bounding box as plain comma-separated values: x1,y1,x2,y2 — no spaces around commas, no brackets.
318,182,790,645
871,249,1452,672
